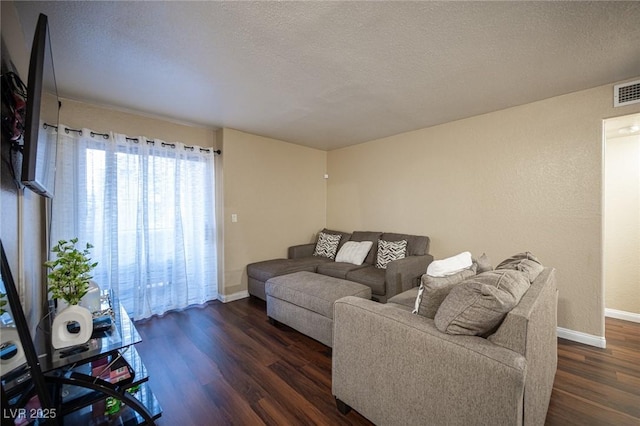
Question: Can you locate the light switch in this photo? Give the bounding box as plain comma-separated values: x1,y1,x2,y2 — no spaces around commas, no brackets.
231,214,238,223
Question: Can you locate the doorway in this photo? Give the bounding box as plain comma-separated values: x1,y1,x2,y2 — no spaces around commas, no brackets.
603,113,640,323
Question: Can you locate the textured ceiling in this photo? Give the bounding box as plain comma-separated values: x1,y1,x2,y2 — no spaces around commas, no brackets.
11,1,640,150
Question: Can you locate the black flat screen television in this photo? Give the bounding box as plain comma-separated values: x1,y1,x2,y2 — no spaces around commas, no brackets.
21,13,59,198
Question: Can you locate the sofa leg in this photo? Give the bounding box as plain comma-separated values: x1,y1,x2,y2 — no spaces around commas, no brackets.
335,398,351,415
268,317,278,326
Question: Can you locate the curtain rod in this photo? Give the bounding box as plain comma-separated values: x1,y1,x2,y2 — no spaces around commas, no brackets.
91,131,109,140
125,136,220,154
44,123,82,135
43,123,221,154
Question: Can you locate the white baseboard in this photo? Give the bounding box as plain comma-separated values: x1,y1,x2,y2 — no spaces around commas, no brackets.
218,290,249,303
605,308,640,324
557,327,606,348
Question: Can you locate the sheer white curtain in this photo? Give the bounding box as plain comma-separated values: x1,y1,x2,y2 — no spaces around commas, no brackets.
51,126,217,319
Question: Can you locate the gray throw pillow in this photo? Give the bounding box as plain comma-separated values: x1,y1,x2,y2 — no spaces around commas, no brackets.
473,253,493,273
414,265,477,319
496,252,544,282
434,269,530,336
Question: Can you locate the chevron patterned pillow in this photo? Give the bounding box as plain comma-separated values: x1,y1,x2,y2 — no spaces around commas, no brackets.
376,239,407,269
313,232,342,259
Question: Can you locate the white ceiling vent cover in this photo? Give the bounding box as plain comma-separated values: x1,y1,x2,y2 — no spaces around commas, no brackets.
614,80,640,107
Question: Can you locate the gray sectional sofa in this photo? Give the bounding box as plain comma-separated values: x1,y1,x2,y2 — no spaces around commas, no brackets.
332,266,558,426
247,229,433,303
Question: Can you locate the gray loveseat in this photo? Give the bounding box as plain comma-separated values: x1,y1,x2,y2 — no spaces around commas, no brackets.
247,229,433,303
332,266,558,426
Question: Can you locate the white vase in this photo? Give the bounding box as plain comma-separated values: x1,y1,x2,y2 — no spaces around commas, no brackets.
0,327,26,375
51,304,93,349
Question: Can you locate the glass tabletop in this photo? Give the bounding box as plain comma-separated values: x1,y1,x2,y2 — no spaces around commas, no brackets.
35,293,141,373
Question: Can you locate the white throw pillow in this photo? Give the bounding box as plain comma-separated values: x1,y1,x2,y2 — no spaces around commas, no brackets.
335,241,373,265
426,251,473,277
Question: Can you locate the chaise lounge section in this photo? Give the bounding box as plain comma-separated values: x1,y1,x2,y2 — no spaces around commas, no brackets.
247,229,433,303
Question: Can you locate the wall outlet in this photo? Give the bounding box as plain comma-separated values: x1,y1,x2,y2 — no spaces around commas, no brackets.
231,214,238,223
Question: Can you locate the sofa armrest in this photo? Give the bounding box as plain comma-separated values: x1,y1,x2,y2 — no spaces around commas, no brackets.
288,243,316,259
384,254,434,297
332,296,526,426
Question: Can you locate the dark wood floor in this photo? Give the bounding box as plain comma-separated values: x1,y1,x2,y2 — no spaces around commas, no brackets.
134,298,640,426
547,316,640,426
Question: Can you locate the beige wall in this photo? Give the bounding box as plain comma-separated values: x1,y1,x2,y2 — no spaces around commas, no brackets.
0,137,47,336
221,128,327,296
604,130,640,314
327,80,640,337
1,1,28,78
59,99,216,148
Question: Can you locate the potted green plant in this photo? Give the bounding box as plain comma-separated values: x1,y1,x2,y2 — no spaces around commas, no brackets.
45,238,98,306
44,238,98,349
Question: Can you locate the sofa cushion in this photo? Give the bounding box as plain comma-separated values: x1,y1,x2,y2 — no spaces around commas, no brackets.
387,287,419,312
351,231,383,265
346,266,386,295
497,251,541,266
247,257,332,282
381,232,429,256
313,231,342,259
316,261,367,279
376,239,407,269
335,241,373,265
434,269,530,336
415,264,477,318
496,252,544,282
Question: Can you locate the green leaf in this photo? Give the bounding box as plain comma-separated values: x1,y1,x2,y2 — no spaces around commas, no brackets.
45,238,98,306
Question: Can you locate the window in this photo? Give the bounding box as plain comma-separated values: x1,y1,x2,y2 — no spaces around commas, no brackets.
50,128,217,319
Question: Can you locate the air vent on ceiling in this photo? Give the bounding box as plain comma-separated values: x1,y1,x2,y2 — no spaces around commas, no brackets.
614,80,640,107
